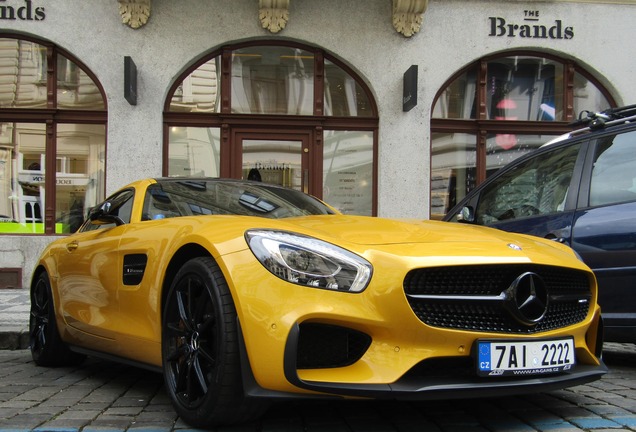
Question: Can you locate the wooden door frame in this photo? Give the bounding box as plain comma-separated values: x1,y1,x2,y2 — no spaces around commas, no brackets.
230,127,322,197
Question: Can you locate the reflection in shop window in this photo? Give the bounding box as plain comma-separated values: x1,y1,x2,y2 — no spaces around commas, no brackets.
169,57,221,113
0,39,48,109
55,124,105,234
486,133,559,174
430,132,476,219
231,46,314,115
57,54,105,111
431,53,614,219
487,57,563,122
0,36,107,235
573,71,612,117
0,123,46,233
168,127,221,177
0,123,106,234
432,68,477,120
324,60,373,117
165,42,379,216
241,140,301,190
323,130,373,216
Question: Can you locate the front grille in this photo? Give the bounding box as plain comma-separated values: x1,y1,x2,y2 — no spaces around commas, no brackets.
404,264,591,333
296,323,371,369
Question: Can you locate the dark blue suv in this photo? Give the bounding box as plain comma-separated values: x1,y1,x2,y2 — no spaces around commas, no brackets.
444,105,636,343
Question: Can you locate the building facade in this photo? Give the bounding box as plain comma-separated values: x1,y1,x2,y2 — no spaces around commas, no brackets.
0,0,634,287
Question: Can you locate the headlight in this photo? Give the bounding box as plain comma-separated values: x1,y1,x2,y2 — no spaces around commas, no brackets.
246,230,372,292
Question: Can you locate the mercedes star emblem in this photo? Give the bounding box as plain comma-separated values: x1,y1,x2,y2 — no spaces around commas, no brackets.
504,272,549,326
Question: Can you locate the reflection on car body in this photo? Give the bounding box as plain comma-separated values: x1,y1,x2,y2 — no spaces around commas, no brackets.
30,177,605,427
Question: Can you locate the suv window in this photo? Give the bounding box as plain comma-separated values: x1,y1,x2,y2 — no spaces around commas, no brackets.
590,130,636,207
475,143,580,224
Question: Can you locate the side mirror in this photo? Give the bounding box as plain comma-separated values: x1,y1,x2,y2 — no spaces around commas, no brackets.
88,202,125,226
456,206,475,223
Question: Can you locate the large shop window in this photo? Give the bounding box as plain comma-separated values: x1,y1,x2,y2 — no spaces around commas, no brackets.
0,37,106,234
164,43,378,216
430,53,614,219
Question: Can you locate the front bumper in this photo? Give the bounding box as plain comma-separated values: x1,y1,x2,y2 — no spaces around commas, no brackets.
236,319,607,400
221,249,606,399
290,323,608,400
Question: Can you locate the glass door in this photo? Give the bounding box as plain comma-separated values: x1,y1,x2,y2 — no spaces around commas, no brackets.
234,132,313,194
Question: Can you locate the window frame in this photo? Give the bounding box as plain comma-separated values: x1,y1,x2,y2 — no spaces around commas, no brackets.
0,34,107,235
163,41,379,215
431,51,615,218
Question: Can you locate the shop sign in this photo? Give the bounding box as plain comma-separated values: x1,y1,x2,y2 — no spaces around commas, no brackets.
489,10,573,40
0,0,45,21
18,173,89,186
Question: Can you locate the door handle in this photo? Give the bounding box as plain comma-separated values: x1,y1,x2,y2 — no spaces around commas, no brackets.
66,241,79,252
304,169,309,194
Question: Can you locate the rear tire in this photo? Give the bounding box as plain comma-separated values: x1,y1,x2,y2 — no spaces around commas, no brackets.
162,257,268,427
29,272,85,366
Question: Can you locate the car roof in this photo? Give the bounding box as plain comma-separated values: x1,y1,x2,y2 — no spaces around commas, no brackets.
543,104,636,147
151,177,289,190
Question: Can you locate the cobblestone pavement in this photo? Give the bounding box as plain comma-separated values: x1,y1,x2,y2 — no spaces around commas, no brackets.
0,289,29,350
0,344,633,431
1,290,636,431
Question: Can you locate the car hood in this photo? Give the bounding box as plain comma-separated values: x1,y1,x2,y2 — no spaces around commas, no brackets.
278,215,581,266
285,215,522,245
141,213,581,268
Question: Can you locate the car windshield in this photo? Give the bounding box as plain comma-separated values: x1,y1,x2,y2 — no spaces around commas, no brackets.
142,179,335,221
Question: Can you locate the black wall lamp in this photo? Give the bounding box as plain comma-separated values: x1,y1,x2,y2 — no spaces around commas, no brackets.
403,65,418,112
124,56,138,105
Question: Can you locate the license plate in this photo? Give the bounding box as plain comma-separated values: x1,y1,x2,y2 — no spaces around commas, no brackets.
477,338,575,377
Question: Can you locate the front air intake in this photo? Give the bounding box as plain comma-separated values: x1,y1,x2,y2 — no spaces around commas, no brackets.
296,323,371,369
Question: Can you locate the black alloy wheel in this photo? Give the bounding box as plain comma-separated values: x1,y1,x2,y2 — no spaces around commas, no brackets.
162,257,267,427
29,272,85,366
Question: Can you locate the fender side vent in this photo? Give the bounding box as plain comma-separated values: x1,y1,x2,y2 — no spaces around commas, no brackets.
123,254,148,285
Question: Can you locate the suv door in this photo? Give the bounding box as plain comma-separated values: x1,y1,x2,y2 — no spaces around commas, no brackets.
573,129,636,342
452,140,588,242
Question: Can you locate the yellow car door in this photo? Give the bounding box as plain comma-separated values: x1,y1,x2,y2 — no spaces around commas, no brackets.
56,189,135,345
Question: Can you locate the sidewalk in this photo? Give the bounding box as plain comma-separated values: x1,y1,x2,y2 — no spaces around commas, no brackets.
0,288,30,350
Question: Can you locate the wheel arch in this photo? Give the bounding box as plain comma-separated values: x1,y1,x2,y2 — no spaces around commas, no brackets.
30,265,48,289
30,264,58,309
161,243,214,318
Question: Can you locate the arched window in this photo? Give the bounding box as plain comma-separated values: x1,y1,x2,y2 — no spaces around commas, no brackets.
164,42,378,216
430,52,614,219
0,36,107,234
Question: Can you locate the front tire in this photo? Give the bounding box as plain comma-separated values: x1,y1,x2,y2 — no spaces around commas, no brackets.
29,272,85,366
162,257,267,427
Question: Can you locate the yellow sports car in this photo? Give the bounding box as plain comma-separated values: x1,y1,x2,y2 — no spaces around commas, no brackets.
30,178,606,427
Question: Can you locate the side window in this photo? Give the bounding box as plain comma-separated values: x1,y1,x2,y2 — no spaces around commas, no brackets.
589,131,636,207
475,143,581,224
113,193,134,224
80,190,134,232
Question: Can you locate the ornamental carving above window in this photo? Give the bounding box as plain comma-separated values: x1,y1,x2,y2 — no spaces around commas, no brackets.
117,0,429,37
